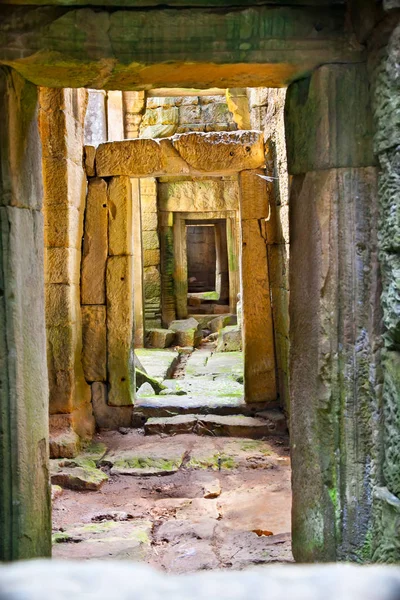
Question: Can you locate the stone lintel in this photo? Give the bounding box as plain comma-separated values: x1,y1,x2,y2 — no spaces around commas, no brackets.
0,6,364,89
96,131,264,177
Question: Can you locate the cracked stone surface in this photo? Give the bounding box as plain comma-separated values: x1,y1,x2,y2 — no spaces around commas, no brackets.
52,430,292,570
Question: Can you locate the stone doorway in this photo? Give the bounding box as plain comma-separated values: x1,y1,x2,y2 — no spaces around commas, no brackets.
0,0,395,566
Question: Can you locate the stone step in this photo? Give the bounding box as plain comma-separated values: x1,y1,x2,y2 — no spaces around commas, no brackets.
134,395,247,421
143,412,287,438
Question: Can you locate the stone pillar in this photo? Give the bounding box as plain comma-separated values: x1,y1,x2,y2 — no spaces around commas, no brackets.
285,64,380,562
131,178,145,347
173,214,188,319
160,211,176,326
368,18,400,563
0,67,51,559
226,212,240,314
40,87,94,457
106,176,135,406
215,221,229,303
238,169,277,403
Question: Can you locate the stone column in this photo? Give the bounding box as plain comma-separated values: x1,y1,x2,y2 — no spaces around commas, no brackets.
122,91,146,139
160,211,176,326
107,91,124,141
106,176,135,406
173,214,188,319
238,169,277,403
140,178,162,328
0,67,51,559
285,63,380,562
84,90,107,146
40,87,94,457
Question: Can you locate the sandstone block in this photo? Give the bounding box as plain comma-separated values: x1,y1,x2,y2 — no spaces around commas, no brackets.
179,104,202,125
169,318,202,347
84,145,96,176
239,169,270,220
143,249,160,267
140,178,157,196
81,178,108,304
40,108,84,166
106,256,134,406
42,157,87,209
44,204,83,250
141,211,158,231
209,314,237,333
108,176,133,256
45,284,80,327
285,64,375,174
45,247,80,285
81,306,107,382
96,131,264,177
144,266,161,299
49,413,80,459
216,325,242,352
142,230,159,251
146,328,175,349
383,352,400,497
158,179,239,212
91,383,133,430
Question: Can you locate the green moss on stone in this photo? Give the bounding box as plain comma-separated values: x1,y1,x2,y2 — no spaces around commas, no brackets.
188,453,236,470
113,456,180,471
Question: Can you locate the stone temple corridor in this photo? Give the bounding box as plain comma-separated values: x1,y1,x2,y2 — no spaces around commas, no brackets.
0,1,400,596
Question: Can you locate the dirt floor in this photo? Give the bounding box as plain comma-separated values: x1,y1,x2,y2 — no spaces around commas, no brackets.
52,429,293,572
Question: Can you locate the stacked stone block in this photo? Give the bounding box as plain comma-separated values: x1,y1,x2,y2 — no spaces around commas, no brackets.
40,87,95,457
140,178,162,328
139,95,237,139
248,87,290,414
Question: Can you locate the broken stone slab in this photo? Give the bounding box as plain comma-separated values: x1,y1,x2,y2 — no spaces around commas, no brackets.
209,314,237,333
135,348,179,382
168,317,202,347
255,409,288,436
50,458,109,491
146,328,175,348
216,325,242,352
136,370,166,394
95,131,265,178
100,447,187,476
51,485,63,502
159,379,187,395
49,414,81,459
144,414,275,438
134,394,246,419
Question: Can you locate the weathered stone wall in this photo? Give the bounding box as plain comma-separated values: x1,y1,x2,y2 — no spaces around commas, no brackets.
39,87,95,458
0,67,51,559
367,13,400,563
248,87,290,413
285,63,381,562
140,94,237,138
141,177,162,328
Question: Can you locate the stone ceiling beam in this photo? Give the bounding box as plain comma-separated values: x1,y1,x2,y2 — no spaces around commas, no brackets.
94,131,265,177
0,5,364,89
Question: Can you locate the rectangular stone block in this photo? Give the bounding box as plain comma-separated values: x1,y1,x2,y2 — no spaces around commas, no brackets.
42,158,87,209
44,204,83,250
81,306,107,382
383,351,400,497
81,178,108,304
140,178,157,196
158,179,239,212
107,91,124,142
241,218,276,402
45,284,80,327
91,382,133,430
108,176,133,256
239,169,270,220
106,256,135,406
45,247,80,285
285,64,375,174
142,230,160,251
268,243,289,290
84,145,96,177
40,106,84,166
143,249,161,268
141,211,158,231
